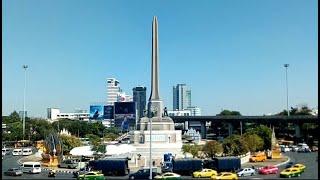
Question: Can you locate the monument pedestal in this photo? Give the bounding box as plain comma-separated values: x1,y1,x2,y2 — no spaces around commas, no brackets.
130,116,182,160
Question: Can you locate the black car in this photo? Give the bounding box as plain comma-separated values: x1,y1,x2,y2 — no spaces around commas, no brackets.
129,168,160,180
5,168,23,176
285,162,294,169
73,170,89,178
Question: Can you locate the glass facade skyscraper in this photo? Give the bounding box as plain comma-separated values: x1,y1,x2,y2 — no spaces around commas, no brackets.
173,84,191,110
133,86,147,118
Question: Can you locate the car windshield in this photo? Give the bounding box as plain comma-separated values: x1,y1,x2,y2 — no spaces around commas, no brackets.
237,169,243,172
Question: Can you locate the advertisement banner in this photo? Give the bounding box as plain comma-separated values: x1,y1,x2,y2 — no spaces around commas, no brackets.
114,102,136,114
114,102,136,131
103,105,114,119
90,105,104,120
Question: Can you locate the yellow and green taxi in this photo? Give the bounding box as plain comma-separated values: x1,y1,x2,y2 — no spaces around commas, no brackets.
193,168,218,178
279,167,302,178
292,163,306,172
77,171,105,180
211,172,238,180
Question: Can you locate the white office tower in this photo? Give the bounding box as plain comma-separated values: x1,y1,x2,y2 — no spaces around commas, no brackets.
173,84,191,110
47,108,60,120
107,78,121,105
186,106,202,116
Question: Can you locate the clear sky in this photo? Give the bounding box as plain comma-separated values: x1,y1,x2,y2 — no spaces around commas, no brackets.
2,0,318,117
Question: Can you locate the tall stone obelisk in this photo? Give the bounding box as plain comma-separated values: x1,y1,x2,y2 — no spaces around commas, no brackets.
131,17,182,159
148,16,163,118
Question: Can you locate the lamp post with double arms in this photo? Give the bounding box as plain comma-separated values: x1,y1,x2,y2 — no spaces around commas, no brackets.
22,65,28,142
147,102,153,180
284,64,290,116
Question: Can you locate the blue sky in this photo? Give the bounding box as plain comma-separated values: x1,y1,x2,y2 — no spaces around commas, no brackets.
2,0,318,117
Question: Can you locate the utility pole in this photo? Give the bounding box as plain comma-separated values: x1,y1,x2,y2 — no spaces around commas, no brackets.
284,64,290,116
22,65,28,143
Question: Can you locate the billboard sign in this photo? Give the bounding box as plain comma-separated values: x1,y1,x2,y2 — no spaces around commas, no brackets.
114,102,136,131
90,105,104,120
103,105,114,119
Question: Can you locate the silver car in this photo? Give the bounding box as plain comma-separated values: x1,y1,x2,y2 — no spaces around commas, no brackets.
237,168,256,177
5,168,23,176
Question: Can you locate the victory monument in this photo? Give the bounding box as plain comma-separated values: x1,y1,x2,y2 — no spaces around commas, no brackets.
130,16,182,164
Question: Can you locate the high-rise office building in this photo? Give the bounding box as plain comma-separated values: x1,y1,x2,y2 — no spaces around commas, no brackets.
173,84,191,110
186,106,201,116
133,86,146,119
107,78,121,105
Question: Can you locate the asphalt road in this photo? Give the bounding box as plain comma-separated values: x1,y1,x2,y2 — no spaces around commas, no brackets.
2,151,318,179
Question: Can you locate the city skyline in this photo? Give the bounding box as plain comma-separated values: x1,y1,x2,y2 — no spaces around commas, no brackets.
3,0,318,117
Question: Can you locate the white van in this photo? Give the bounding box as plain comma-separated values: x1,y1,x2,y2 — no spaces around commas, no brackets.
22,162,41,174
12,149,23,156
22,148,33,156
2,147,11,155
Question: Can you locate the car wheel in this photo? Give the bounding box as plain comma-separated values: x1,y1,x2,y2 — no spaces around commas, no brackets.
251,173,254,176
288,175,291,178
198,175,201,178
297,173,300,177
241,174,244,177
130,176,135,180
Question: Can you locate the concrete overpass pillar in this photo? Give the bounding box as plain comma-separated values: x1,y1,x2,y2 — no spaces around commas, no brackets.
294,123,302,138
200,121,206,139
228,123,234,136
184,121,189,130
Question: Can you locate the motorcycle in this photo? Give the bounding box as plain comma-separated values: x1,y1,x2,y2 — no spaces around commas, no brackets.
48,169,56,177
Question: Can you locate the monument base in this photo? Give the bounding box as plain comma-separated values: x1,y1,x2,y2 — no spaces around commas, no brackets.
129,116,183,165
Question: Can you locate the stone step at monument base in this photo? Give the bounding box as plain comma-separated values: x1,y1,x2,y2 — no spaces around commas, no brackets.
132,146,182,158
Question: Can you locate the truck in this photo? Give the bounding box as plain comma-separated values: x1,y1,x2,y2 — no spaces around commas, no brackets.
88,158,130,176
212,157,241,172
171,159,203,175
161,153,174,173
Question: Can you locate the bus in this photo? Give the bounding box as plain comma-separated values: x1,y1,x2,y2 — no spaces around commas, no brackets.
22,148,33,156
12,149,23,156
22,162,41,174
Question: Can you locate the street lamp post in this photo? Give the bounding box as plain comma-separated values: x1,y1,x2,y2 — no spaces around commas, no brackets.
284,64,290,116
147,102,153,180
22,65,28,142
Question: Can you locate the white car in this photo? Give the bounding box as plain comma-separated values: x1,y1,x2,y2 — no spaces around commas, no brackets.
12,149,23,156
236,168,256,177
281,146,291,152
289,145,299,152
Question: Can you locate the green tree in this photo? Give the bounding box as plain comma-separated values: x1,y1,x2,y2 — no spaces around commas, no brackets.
242,133,264,153
222,135,249,156
295,106,312,115
59,135,81,155
246,125,271,150
217,110,242,116
182,144,192,155
202,140,223,159
85,134,101,151
190,145,201,158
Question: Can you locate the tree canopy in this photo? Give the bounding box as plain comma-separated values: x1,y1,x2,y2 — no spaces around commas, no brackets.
202,140,223,159
246,125,271,150
242,132,264,152
217,110,242,116
222,135,249,156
